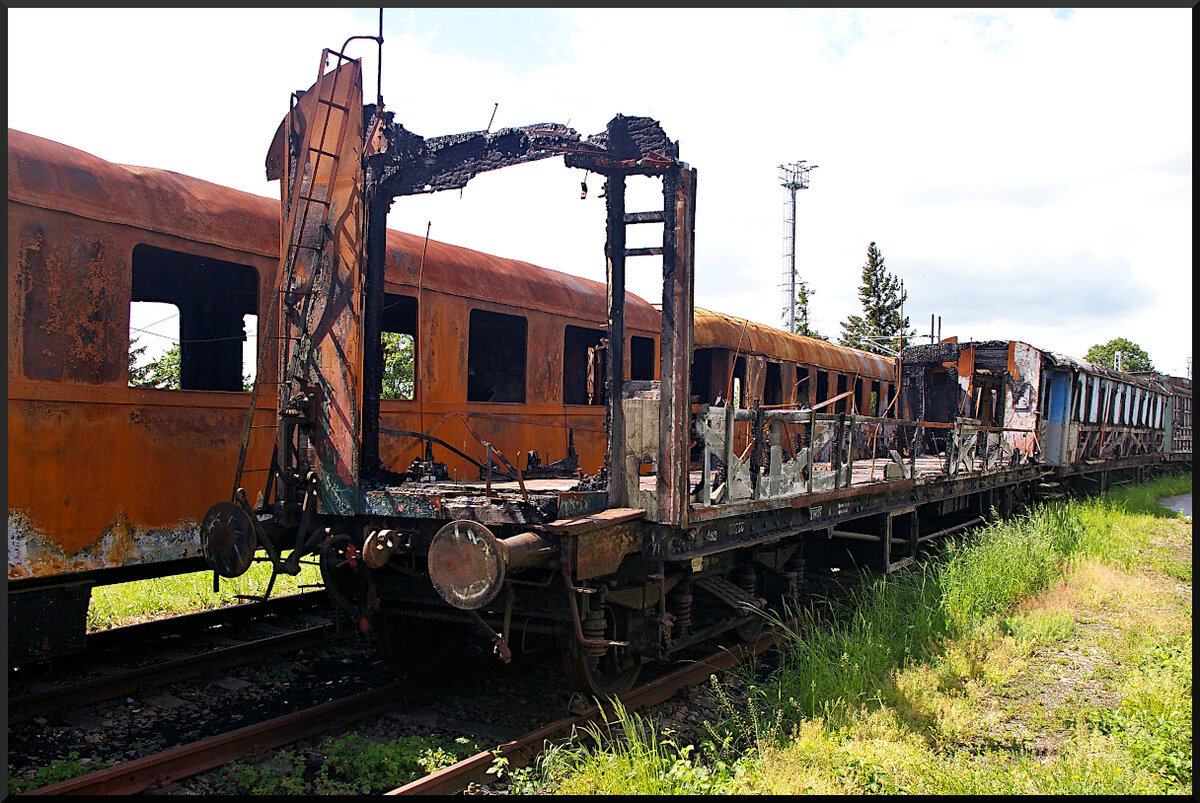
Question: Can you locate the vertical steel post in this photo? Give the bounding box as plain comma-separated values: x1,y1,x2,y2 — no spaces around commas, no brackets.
605,173,627,509
657,166,696,526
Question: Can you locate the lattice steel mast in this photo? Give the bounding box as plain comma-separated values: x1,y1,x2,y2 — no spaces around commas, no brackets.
779,161,817,333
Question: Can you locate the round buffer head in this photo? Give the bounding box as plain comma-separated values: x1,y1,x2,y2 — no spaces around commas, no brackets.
200,501,256,579
428,520,508,610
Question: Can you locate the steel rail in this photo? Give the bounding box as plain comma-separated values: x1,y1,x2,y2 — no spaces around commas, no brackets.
25,629,776,795
9,623,340,725
24,682,410,795
388,628,778,795
82,589,328,653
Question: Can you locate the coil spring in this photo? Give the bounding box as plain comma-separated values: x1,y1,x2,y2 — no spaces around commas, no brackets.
732,564,757,596
668,592,692,637
582,610,608,659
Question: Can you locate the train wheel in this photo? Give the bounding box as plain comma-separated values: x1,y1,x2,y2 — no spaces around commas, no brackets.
372,613,468,679
560,608,641,699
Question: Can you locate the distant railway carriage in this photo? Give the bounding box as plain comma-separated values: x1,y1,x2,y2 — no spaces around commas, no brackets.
898,338,1190,488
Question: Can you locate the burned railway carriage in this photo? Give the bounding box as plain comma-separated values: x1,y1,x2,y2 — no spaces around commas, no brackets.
6,117,888,666
6,125,662,662
8,50,1189,686
899,340,1192,489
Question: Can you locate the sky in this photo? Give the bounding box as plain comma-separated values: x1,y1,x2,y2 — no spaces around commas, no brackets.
8,8,1193,378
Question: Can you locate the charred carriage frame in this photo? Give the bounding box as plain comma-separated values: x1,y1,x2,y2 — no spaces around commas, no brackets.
196,49,1186,697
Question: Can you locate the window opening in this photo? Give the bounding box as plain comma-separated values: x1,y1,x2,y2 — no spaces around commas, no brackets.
564,325,605,405
691,348,714,404
380,293,417,401
764,362,783,406
795,366,811,407
467,309,526,403
733,356,747,408
129,245,257,391
630,336,655,381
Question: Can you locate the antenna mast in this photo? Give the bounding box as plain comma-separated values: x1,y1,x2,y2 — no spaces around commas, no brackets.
779,161,817,333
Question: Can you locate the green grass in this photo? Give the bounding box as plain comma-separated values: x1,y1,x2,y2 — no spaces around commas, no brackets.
7,752,113,796
497,699,756,795
513,472,1191,795
218,733,474,795
87,555,324,630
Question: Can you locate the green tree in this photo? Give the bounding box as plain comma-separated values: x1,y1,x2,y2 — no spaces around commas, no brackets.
129,339,253,391
838,242,915,355
789,280,827,340
381,332,415,400
129,341,182,389
128,337,153,386
1084,337,1154,373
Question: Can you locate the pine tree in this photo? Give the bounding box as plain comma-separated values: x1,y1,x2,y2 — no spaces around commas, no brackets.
839,242,914,355
790,280,826,340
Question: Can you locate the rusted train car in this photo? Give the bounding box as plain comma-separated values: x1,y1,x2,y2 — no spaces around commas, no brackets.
6,124,892,663
8,128,280,661
899,339,1192,489
12,48,1189,694
6,127,661,660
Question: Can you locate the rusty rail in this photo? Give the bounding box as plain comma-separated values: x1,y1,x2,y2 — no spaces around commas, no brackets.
25,682,410,795
10,623,339,726
389,629,777,795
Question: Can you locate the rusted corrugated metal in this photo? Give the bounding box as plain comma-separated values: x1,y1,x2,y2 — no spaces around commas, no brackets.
692,307,895,381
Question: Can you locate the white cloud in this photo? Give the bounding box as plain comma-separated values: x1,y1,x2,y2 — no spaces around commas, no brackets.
8,7,1191,377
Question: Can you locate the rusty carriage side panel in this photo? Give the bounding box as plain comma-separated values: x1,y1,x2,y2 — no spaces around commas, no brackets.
7,129,281,585
369,228,661,483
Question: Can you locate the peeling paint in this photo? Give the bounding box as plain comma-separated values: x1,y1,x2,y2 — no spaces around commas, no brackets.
8,508,201,580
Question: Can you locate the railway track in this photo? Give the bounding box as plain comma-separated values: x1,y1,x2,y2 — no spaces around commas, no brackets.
9,621,343,726
19,630,776,795
8,564,889,796
9,592,337,722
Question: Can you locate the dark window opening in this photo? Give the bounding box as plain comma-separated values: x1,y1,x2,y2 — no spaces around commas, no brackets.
130,244,257,391
870,381,881,416
836,374,849,413
380,294,417,401
733,356,747,408
564,325,605,405
795,366,811,407
816,371,830,408
691,348,714,404
468,309,526,403
764,362,783,406
630,336,655,381
854,377,864,414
